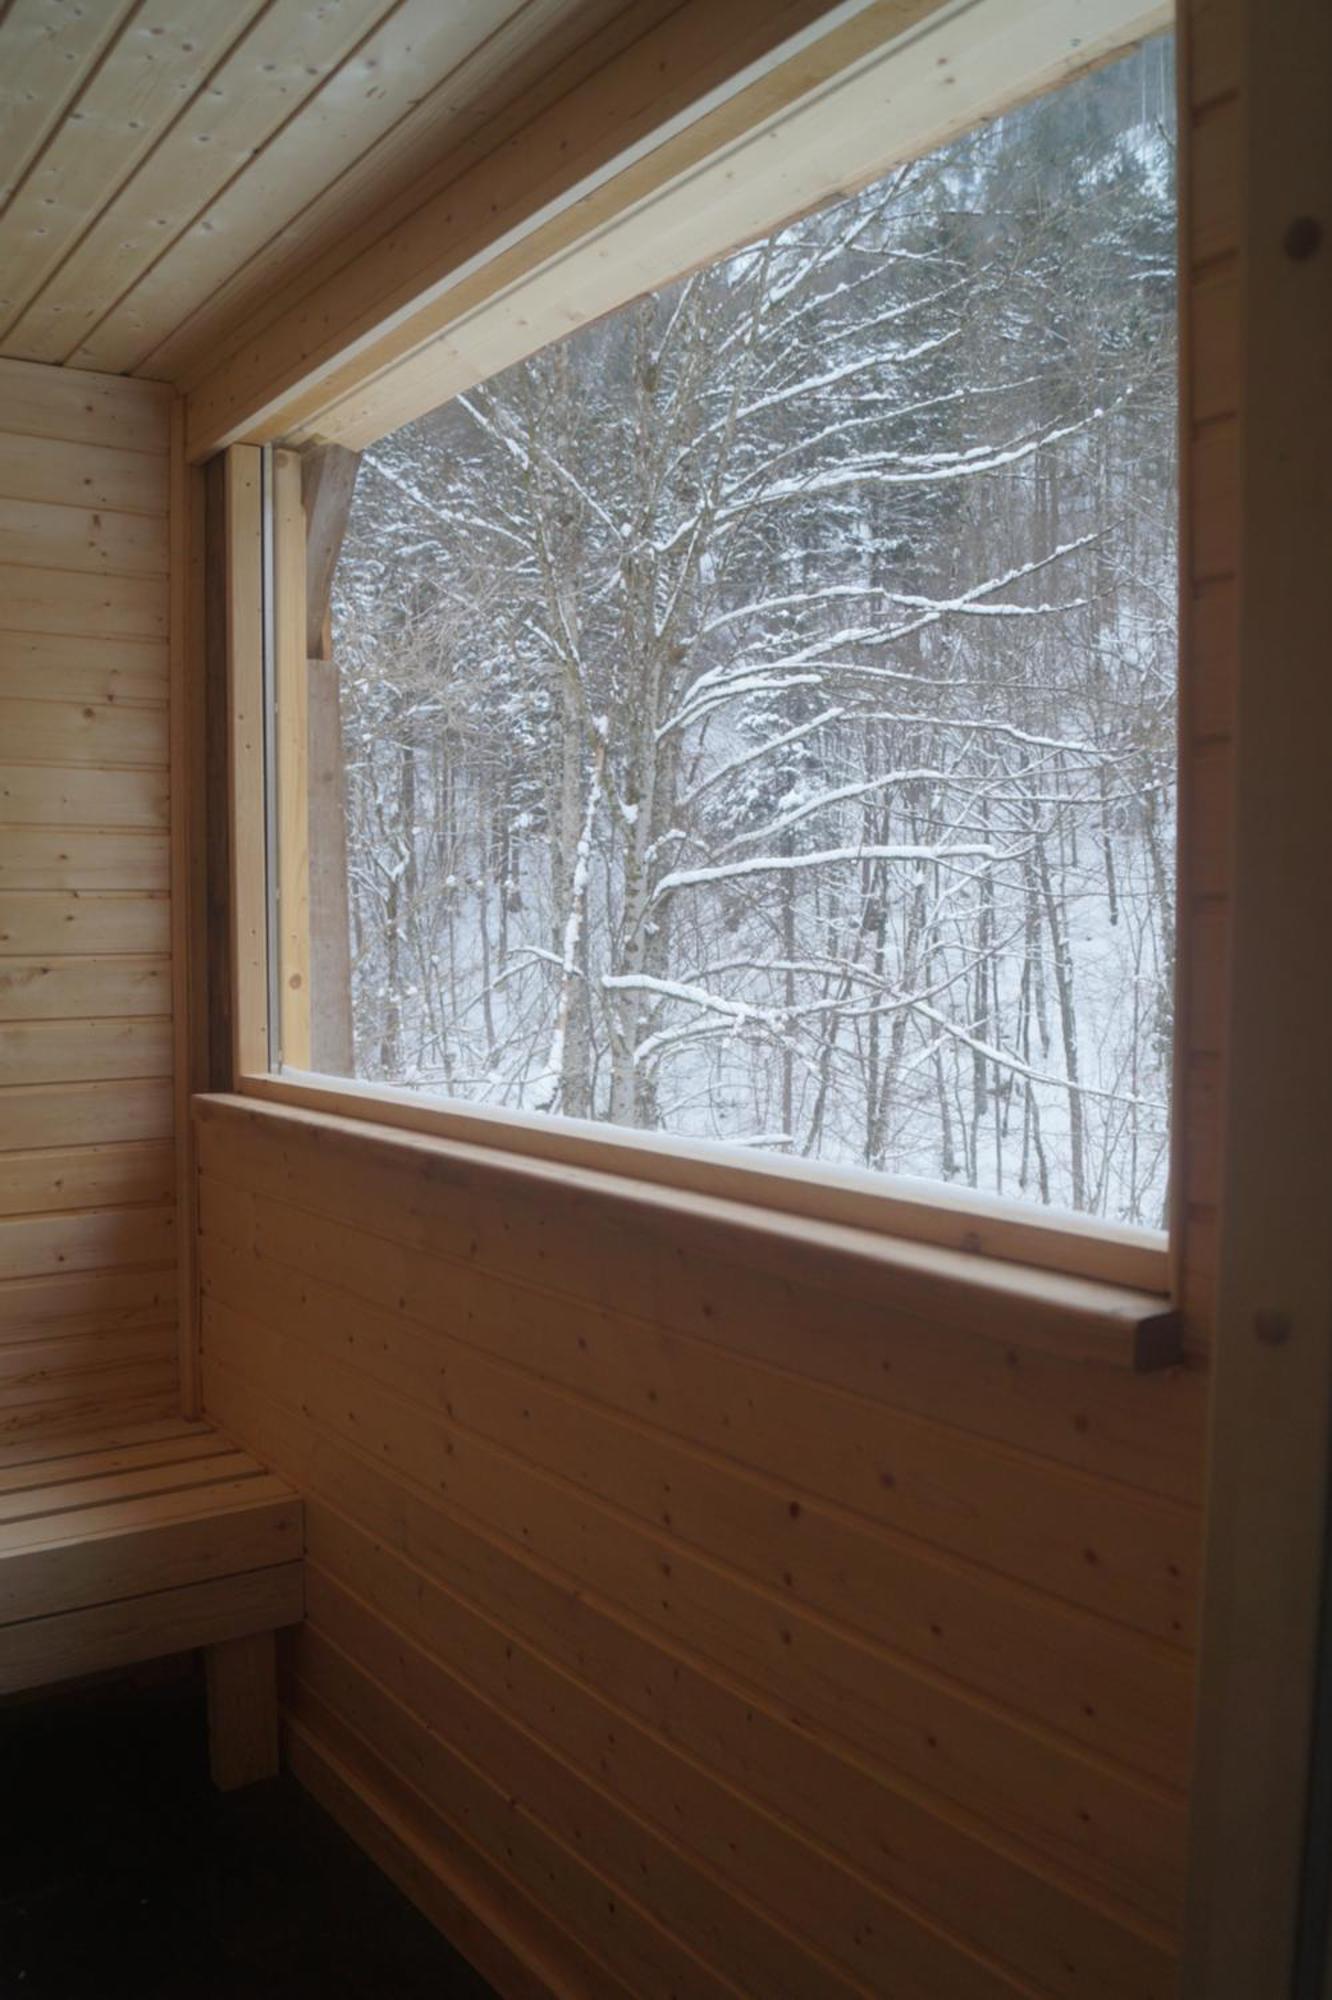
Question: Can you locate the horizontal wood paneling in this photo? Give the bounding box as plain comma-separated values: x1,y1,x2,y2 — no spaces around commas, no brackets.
289,1718,629,2000
199,1093,1203,1998
197,1179,1198,1654
214,1078,1177,1364
294,1488,1176,2000
0,765,168,829
302,1664,745,2000
0,564,169,641
0,1324,176,1403
260,1365,1188,1797
0,1018,172,1088
0,833,169,893
0,353,169,452
204,1187,1203,1502
0,1266,176,1346
0,495,169,577
0,1140,174,1218
0,959,169,1021
0,1367,179,1447
204,1284,1190,1926
0,1079,173,1154
0,697,167,767
0,895,170,957
0,630,167,705
0,359,178,1437
0,1207,174,1284
0,429,167,514
301,1616,937,2000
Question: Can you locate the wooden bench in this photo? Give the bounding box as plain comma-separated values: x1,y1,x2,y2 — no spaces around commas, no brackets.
0,1417,303,1789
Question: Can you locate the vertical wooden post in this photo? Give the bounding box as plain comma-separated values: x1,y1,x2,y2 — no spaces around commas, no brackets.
302,444,361,1076
274,448,311,1070
205,1631,280,1790
308,655,356,1074
224,446,269,1081
204,455,234,1092
1182,0,1332,1988
169,398,204,1417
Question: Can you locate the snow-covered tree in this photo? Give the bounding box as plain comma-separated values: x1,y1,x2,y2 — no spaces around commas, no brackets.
325,38,1177,1226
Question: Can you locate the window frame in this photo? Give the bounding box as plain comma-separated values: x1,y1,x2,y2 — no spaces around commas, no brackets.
215,0,1179,1304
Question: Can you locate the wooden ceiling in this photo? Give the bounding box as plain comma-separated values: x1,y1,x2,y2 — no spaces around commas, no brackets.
0,0,632,387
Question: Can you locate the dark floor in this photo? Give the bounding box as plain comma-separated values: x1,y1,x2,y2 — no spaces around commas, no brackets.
0,1670,497,1999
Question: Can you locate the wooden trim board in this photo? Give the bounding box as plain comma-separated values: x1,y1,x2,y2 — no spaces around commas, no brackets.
223,446,269,1081
0,1562,303,1697
241,1067,1169,1301
185,0,1167,457
205,1091,1178,1369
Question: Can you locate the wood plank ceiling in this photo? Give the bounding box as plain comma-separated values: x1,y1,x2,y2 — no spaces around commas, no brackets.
0,0,629,387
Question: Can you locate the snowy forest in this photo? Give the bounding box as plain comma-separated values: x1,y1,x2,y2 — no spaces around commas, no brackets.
321,38,1178,1227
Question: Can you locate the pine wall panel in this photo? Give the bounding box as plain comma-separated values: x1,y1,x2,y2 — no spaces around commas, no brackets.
190,2,1228,1989
0,357,179,1439
198,1094,1207,1999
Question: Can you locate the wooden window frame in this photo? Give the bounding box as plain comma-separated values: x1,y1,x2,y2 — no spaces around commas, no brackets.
211,0,1181,1318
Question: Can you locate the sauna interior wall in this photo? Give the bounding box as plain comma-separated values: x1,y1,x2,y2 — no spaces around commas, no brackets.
0,357,178,1442
199,1095,1205,2000
194,0,1237,1990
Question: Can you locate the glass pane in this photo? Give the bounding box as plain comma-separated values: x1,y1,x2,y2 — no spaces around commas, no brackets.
295,37,1177,1227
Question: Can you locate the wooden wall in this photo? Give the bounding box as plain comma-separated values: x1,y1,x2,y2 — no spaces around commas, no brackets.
198,1094,1207,1999
0,357,179,1439
177,4,1232,1993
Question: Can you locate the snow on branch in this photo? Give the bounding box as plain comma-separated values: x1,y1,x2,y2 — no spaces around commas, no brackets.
653,842,1009,901
715,408,1114,520
683,708,845,806
910,1000,1168,1113
722,769,963,852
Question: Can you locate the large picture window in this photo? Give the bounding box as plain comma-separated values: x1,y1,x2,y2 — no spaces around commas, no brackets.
270,36,1177,1239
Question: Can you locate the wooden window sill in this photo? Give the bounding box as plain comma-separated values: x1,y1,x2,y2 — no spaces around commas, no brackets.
198,1090,1180,1374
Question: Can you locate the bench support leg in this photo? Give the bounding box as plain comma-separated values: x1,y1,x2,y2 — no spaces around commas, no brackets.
205,1631,280,1790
